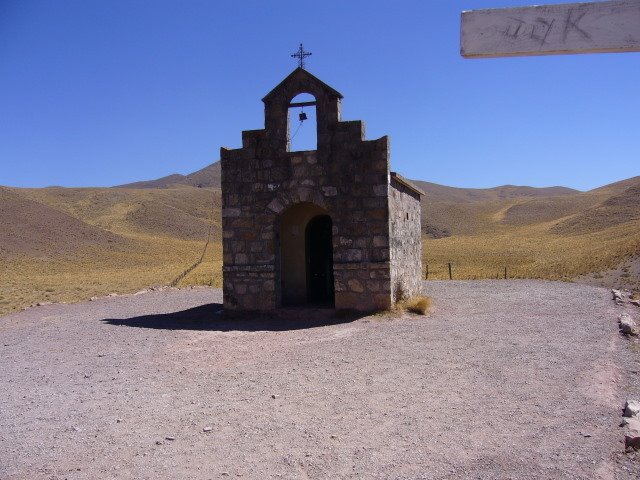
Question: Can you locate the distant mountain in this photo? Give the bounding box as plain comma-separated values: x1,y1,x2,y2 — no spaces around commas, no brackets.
115,162,221,189
410,180,577,204
116,161,579,203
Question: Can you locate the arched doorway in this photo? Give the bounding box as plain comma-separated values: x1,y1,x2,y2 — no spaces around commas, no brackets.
279,203,334,307
306,215,334,305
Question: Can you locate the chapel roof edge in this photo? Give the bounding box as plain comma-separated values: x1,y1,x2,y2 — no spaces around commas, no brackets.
262,67,344,103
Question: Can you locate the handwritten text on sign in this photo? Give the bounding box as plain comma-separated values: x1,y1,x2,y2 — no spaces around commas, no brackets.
461,0,640,58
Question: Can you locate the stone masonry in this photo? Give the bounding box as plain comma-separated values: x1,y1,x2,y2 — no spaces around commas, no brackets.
221,68,422,311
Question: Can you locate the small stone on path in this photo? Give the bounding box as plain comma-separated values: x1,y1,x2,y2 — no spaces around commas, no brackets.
619,314,637,335
624,417,640,450
624,399,640,418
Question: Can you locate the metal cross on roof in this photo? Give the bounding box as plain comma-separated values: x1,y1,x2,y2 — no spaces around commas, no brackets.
291,43,312,69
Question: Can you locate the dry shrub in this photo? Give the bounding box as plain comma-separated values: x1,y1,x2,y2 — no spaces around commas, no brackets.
399,295,432,315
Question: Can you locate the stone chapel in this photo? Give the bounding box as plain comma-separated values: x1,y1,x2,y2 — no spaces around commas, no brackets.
221,67,422,311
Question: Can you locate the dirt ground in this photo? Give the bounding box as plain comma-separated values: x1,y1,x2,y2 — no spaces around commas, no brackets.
1,280,639,479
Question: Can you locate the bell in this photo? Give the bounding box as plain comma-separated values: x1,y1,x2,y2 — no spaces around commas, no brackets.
299,111,307,121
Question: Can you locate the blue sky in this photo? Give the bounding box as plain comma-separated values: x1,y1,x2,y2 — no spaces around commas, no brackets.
0,0,638,190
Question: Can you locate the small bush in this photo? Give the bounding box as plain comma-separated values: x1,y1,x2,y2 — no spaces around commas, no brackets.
399,295,432,315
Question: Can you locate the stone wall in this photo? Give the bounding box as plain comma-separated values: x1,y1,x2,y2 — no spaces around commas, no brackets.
389,175,423,302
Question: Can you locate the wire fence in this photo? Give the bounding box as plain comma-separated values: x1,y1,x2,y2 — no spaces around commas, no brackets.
424,263,510,280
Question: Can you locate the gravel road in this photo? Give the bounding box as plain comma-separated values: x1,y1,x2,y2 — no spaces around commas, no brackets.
1,280,639,479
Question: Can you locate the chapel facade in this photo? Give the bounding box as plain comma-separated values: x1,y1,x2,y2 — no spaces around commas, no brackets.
221,68,422,311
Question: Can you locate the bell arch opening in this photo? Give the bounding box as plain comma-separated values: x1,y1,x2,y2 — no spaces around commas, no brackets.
278,202,334,307
288,93,317,152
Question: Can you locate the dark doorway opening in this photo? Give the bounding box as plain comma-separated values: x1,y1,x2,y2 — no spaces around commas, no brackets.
305,215,335,306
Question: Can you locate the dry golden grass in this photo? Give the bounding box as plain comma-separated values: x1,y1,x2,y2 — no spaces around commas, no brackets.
0,186,223,316
0,238,223,316
423,219,640,281
398,296,433,315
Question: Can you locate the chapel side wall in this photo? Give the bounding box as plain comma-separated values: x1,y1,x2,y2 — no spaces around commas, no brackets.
389,178,422,302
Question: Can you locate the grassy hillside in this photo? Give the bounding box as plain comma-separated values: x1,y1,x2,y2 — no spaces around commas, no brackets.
421,177,640,288
1,164,639,316
1,186,223,315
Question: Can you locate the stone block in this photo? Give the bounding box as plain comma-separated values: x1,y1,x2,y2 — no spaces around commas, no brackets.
250,242,264,253
322,186,338,197
366,280,381,292
373,185,387,196
371,248,390,262
347,279,364,293
373,235,389,247
344,249,363,262
267,198,285,213
242,231,257,241
368,209,386,220
222,208,241,218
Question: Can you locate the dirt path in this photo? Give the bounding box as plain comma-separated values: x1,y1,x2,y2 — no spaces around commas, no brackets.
1,281,639,479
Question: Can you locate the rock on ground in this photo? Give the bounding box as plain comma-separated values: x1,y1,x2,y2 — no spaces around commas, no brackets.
624,399,640,418
620,313,638,335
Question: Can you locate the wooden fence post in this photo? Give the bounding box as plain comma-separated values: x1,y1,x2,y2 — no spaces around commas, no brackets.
448,263,452,280
425,264,429,280
504,266,507,279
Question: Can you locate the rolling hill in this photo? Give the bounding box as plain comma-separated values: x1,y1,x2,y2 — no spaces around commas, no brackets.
116,162,222,189
0,162,638,315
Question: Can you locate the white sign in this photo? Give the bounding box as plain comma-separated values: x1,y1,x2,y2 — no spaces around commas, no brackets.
461,0,640,58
